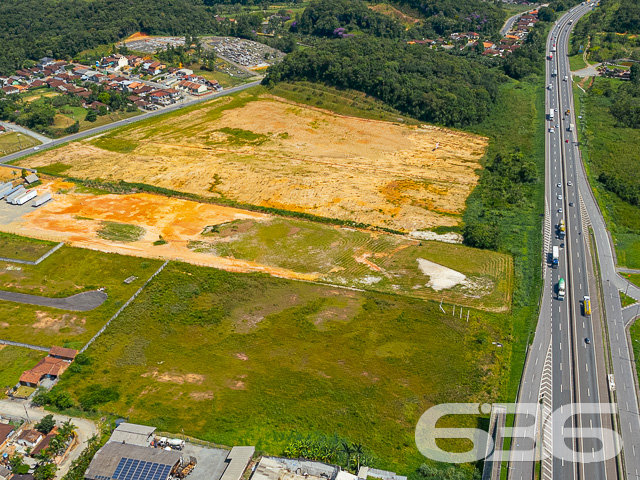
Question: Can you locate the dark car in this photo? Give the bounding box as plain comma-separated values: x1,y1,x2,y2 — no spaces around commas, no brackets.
585,337,591,344
569,202,574,207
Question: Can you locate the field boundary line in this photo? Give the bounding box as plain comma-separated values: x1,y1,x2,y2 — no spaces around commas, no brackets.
80,260,169,354
0,339,49,352
0,242,64,265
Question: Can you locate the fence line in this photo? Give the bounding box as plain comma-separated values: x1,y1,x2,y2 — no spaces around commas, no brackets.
0,241,64,265
80,260,169,354
0,338,49,351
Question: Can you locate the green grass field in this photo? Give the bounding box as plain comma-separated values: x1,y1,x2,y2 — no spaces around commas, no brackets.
620,290,636,307
266,82,416,124
0,346,46,397
0,240,163,347
196,218,512,311
0,231,57,261
0,132,42,154
97,221,146,242
573,77,640,268
569,53,587,71
57,261,509,473
465,78,546,401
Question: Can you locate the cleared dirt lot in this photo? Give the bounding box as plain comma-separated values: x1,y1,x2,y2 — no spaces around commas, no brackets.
22,92,488,232
0,180,511,310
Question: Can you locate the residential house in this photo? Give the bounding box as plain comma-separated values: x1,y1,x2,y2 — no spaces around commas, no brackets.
0,424,15,449
2,86,19,95
29,79,47,88
126,55,144,67
49,346,77,361
148,90,172,105
19,355,72,388
176,80,206,95
88,101,109,111
31,427,58,457
142,61,165,75
38,57,55,68
0,466,10,480
16,429,43,449
103,54,129,71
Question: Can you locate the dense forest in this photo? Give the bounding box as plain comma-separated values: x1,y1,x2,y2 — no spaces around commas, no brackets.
264,36,502,126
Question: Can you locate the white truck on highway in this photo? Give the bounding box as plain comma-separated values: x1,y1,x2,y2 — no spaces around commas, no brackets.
558,278,566,300
549,108,555,121
568,123,574,132
552,245,559,268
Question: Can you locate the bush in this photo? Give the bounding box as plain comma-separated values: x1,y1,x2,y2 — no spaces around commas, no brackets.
78,385,120,411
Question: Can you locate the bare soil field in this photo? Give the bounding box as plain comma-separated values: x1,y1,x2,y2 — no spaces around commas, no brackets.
21,92,488,232
0,180,511,310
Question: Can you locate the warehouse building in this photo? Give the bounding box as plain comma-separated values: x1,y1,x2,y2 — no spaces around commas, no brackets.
108,423,156,447
85,442,182,480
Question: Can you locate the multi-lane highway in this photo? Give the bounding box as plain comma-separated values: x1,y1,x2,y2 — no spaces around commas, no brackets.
0,79,262,166
509,3,635,480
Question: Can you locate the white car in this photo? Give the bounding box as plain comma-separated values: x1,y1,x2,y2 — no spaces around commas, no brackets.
558,207,563,213
33,146,39,150
557,183,562,188
558,194,563,200
549,127,555,133
567,181,573,186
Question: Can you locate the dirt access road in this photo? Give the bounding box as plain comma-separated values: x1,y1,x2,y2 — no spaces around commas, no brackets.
0,398,97,479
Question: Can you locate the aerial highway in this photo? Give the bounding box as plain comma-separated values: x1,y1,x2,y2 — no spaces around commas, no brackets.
508,3,638,479
0,79,262,167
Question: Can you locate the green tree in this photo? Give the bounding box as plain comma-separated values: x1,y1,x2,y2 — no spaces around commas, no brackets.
631,63,640,85
34,462,57,480
85,109,97,122
35,414,56,434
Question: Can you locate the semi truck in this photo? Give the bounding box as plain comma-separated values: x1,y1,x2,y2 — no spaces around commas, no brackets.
549,108,555,120
552,246,559,268
558,278,566,300
13,189,37,205
558,219,566,239
568,123,575,132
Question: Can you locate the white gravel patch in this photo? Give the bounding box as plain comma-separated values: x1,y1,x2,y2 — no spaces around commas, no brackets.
410,231,463,244
417,258,466,291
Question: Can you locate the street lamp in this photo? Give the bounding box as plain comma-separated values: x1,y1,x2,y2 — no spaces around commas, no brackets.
16,133,22,149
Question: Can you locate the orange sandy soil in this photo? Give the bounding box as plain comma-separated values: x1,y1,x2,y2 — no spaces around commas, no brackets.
22,94,489,232
0,179,318,281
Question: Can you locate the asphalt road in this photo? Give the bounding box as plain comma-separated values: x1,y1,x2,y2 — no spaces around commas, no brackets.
0,289,107,311
509,5,612,480
0,79,262,167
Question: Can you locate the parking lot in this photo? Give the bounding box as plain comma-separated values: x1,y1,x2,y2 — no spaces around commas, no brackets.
0,195,44,225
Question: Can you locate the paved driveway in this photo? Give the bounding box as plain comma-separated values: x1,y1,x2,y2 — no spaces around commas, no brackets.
0,289,107,311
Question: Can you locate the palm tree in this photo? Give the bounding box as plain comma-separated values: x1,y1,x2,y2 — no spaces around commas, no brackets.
58,420,76,441
352,443,364,472
340,441,354,470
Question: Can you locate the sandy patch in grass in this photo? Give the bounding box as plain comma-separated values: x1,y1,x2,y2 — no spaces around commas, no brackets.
143,369,205,385
417,258,467,291
32,311,85,333
189,391,214,400
22,95,488,231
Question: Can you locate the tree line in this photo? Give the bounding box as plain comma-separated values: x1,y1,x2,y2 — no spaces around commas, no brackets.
263,35,503,127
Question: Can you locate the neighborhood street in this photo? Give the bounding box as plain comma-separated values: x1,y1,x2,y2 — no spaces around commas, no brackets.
0,79,262,168
0,399,97,479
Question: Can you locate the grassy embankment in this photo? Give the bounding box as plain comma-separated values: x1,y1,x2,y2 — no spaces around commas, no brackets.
0,232,163,347
0,132,42,155
573,77,640,268
0,346,47,398
57,261,509,474
466,78,546,402
0,231,57,261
